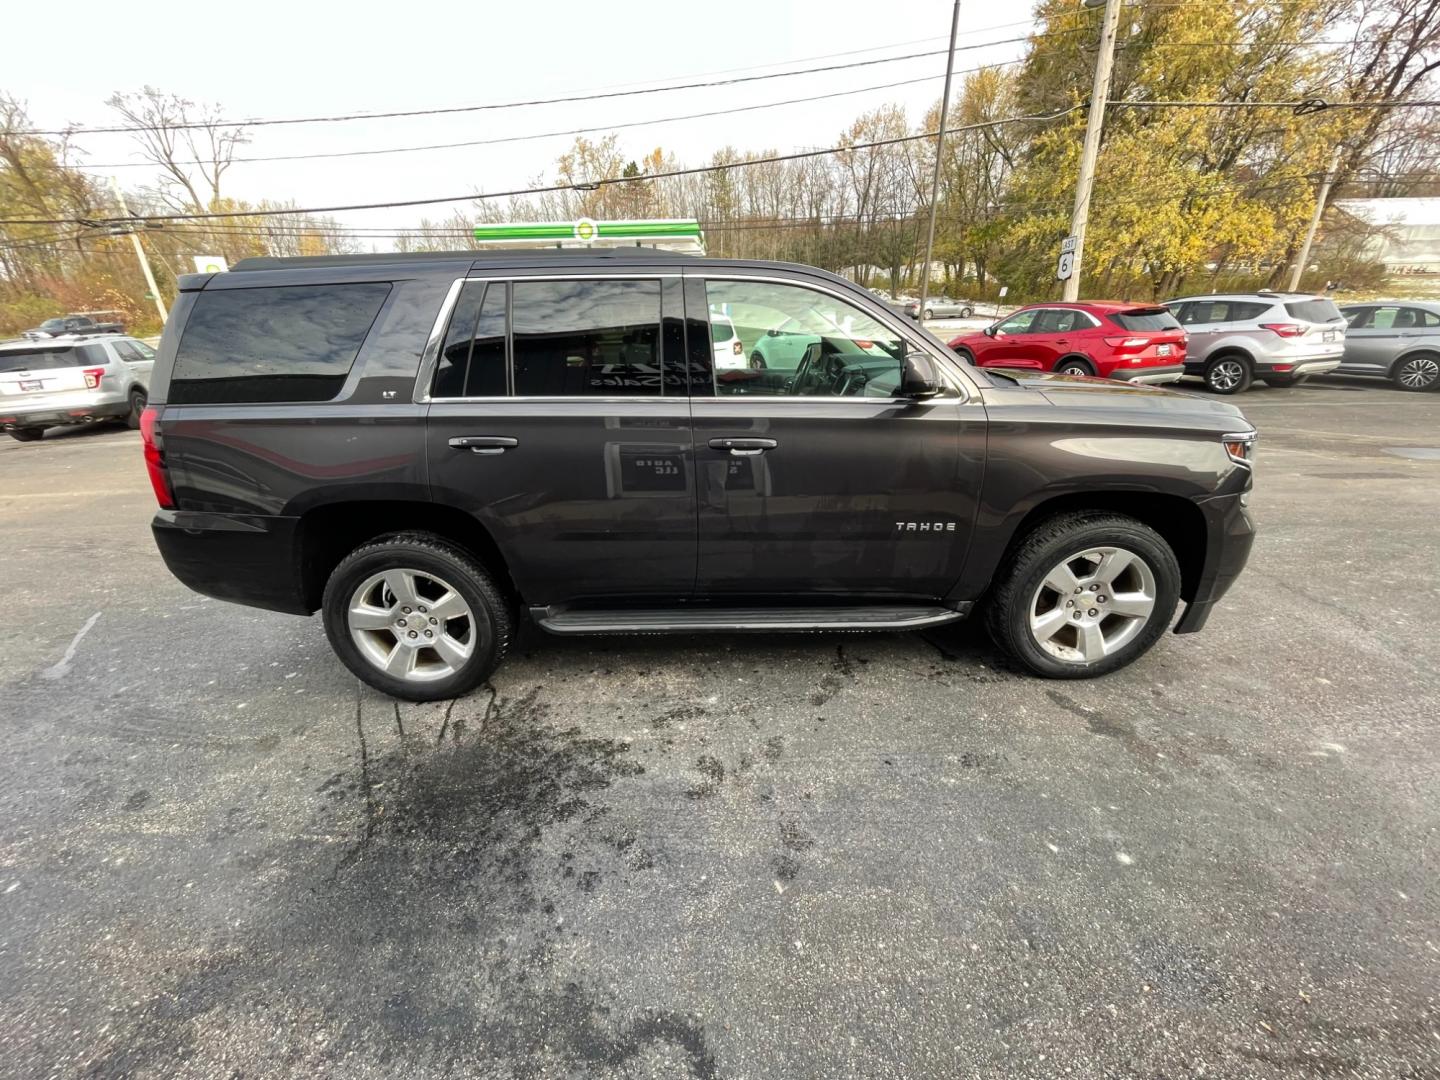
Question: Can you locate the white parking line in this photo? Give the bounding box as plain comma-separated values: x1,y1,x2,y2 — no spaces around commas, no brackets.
43,612,101,681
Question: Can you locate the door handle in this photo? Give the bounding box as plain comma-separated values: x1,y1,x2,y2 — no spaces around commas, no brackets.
448,436,518,455
709,437,777,457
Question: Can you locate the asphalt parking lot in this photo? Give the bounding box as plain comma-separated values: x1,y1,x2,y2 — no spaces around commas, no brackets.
1,377,1437,1079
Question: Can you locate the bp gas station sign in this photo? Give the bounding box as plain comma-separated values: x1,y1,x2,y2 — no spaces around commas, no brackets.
472,219,706,254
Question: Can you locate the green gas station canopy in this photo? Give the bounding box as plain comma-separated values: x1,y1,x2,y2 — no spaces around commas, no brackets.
472,219,704,252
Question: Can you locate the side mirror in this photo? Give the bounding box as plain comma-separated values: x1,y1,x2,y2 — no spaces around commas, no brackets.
983,326,997,337
899,351,941,399
766,328,781,337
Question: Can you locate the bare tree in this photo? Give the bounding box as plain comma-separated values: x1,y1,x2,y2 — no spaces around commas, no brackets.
105,87,248,213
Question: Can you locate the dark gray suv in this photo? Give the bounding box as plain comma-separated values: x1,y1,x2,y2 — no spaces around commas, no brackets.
143,250,1256,700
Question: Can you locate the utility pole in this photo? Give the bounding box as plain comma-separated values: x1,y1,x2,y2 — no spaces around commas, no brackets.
918,0,962,321
109,175,168,325
1288,145,1344,292
1062,0,1123,302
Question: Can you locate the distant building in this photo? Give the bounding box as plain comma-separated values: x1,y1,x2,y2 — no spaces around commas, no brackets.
1334,198,1440,274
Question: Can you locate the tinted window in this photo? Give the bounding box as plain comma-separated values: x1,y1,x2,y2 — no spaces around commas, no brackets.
1284,298,1342,323
113,340,151,363
432,282,486,398
0,347,82,373
466,284,507,397
704,279,905,398
1405,307,1440,329
170,282,391,404
1113,309,1181,332
1341,306,1370,327
512,279,661,397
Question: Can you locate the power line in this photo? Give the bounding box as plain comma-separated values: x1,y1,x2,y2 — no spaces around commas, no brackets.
0,107,1085,226
21,36,1042,137
78,58,1032,170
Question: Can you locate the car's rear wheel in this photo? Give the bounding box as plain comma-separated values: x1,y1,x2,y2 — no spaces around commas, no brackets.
985,512,1180,678
1204,354,1252,394
923,308,934,320
8,428,44,442
126,388,147,429
1056,358,1094,377
322,532,513,702
1392,352,1440,391
959,306,973,319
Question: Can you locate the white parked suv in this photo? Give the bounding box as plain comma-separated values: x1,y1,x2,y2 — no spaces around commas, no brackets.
1164,292,1347,393
0,334,155,441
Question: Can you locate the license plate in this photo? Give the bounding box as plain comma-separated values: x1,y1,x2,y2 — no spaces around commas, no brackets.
1322,330,1336,342
18,379,44,392
1157,344,1172,356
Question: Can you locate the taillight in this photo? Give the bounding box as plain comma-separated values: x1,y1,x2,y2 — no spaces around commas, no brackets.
1104,336,1149,348
1260,323,1306,338
732,340,743,355
139,406,175,509
82,366,105,389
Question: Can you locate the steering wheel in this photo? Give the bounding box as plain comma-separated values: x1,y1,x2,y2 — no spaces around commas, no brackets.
788,342,823,396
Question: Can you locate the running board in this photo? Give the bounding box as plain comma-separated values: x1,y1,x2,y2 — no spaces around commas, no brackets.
531,603,972,636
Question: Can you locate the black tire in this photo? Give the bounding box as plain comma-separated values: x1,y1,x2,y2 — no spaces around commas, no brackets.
985,512,1181,679
953,347,976,365
1055,357,1094,377
322,532,513,702
749,352,767,371
126,388,147,429
923,308,934,320
959,307,973,319
8,428,43,442
1263,373,1308,388
1204,354,1252,394
1391,351,1440,391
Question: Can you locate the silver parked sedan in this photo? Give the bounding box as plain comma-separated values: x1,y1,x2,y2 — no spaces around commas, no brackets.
1336,301,1440,391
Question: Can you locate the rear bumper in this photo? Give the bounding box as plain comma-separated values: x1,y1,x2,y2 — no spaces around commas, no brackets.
1173,492,1255,634
1114,364,1185,385
1,392,128,428
152,509,310,615
1260,358,1342,377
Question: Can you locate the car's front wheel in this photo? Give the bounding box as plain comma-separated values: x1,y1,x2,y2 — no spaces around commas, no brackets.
749,352,767,370
986,512,1180,678
1393,352,1440,391
959,306,973,319
322,532,513,701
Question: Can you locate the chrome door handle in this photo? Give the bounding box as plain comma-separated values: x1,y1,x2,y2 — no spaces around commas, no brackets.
449,436,518,455
709,437,777,457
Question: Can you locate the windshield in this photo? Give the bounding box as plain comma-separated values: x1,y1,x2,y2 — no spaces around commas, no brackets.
1113,310,1181,332
38,319,66,330
0,348,82,373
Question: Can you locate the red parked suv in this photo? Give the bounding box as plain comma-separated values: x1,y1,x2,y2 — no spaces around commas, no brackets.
948,302,1186,384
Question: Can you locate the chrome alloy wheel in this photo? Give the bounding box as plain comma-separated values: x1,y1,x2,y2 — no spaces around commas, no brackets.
347,569,474,682
1397,355,1440,390
1208,359,1245,392
1060,363,1090,376
1028,546,1157,664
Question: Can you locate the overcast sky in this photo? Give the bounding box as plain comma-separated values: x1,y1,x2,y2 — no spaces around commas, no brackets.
8,0,1034,236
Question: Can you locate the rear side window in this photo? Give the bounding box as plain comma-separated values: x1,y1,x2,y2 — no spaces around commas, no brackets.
512,279,662,397
0,347,81,373
169,282,391,404
1112,309,1180,332
1284,298,1342,323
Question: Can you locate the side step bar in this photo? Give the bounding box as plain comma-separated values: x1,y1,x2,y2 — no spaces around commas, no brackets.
531,603,972,636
